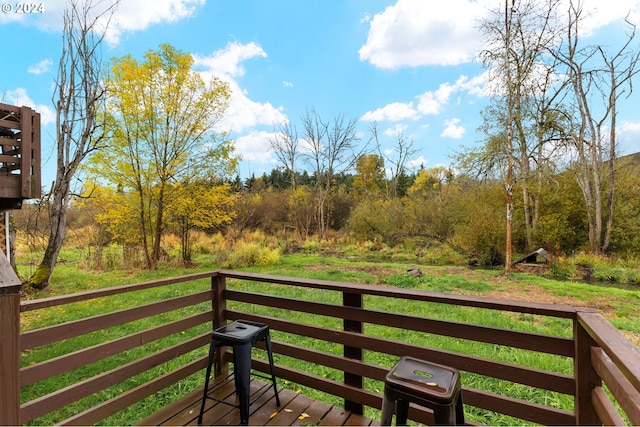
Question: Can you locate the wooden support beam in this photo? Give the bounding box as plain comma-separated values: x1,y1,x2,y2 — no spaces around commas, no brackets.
0,253,21,425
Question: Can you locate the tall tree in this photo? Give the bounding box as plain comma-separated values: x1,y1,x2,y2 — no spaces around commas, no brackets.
170,180,236,264
301,109,363,238
370,122,419,199
28,0,119,289
268,120,299,189
353,154,385,202
557,1,640,254
92,44,232,268
475,0,564,270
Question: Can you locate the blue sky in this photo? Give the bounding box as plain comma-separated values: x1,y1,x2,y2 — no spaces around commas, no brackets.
2,0,640,187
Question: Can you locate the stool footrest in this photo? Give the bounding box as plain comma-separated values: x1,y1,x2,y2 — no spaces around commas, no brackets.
198,320,280,426
203,374,278,409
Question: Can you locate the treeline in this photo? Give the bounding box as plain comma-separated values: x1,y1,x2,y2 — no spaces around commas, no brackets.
13,150,640,269
17,0,640,288
218,152,640,265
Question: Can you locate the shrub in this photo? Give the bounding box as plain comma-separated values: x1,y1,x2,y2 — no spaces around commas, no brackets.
301,238,322,253
223,241,281,268
418,242,466,266
78,244,123,271
547,256,573,280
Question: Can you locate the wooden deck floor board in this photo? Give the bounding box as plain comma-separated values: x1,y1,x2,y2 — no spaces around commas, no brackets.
136,376,374,426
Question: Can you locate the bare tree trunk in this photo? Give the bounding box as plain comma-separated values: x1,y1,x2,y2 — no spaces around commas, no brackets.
504,0,514,274
136,183,152,269
28,0,118,289
151,186,165,268
559,2,639,255
370,122,418,199
31,174,70,289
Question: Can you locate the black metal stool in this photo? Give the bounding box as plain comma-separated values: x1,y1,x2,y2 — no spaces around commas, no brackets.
198,320,280,425
380,356,464,426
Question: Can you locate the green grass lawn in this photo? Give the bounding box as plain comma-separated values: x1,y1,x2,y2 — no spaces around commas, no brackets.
16,249,640,425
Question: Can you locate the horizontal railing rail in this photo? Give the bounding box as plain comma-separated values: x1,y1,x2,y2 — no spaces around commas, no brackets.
577,311,640,425
2,269,638,425
18,272,218,425
218,271,579,425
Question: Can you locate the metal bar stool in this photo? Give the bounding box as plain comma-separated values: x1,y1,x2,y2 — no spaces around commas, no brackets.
198,320,280,425
380,356,464,426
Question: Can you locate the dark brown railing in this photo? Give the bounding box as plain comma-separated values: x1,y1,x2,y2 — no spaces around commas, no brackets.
1,266,639,425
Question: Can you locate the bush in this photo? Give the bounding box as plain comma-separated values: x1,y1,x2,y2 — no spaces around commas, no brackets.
546,256,573,280
78,244,123,271
347,199,404,245
223,240,281,269
417,241,466,266
301,238,322,253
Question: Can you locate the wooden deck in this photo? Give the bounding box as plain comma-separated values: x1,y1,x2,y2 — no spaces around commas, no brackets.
7,270,640,426
137,376,376,426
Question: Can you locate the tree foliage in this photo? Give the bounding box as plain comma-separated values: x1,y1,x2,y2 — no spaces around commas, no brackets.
468,0,640,259
88,44,235,268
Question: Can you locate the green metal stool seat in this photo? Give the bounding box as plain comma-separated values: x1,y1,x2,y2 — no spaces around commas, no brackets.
198,320,280,425
380,356,464,425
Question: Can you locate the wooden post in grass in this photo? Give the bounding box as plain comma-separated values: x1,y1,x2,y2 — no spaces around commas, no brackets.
0,249,21,425
212,273,228,377
343,291,364,415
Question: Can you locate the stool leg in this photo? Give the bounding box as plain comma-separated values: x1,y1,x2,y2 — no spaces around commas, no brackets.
380,387,395,425
234,342,252,426
396,399,409,425
264,333,280,406
432,403,456,426
198,338,216,424
455,396,465,426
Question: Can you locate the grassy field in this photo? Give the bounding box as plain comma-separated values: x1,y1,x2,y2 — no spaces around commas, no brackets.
16,248,640,425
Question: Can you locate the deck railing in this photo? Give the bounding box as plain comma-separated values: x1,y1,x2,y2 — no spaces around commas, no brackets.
1,267,639,425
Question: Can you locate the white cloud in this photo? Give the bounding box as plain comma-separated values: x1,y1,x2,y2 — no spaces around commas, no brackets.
4,88,55,126
417,82,456,115
28,59,53,75
383,123,408,137
618,120,640,155
406,155,427,171
194,42,287,133
360,102,419,122
218,83,287,133
363,72,489,125
453,73,491,97
0,0,205,46
108,0,204,44
193,41,266,78
359,0,640,70
571,0,640,35
282,81,294,88
440,118,465,139
359,0,487,69
620,120,640,133
234,131,277,164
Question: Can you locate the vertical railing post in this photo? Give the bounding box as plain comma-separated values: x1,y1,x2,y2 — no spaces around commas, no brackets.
20,106,33,199
343,291,363,414
212,272,228,377
574,312,601,425
0,250,21,426
26,106,41,199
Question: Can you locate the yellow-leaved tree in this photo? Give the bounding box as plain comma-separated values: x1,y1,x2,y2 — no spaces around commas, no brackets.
87,44,236,268
169,180,237,264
